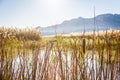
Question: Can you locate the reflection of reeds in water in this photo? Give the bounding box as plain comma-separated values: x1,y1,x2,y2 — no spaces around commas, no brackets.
0,28,120,80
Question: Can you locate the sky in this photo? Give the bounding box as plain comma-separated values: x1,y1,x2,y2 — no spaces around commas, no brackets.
0,0,120,28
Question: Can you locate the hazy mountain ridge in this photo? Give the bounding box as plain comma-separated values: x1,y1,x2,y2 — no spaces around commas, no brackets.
36,13,120,36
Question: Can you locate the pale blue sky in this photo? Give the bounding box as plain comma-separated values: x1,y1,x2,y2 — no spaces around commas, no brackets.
0,0,119,28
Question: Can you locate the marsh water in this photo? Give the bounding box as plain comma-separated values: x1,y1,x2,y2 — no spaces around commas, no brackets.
0,48,119,80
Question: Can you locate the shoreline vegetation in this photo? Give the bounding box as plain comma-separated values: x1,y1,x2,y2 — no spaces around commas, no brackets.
0,27,120,80
43,29,120,38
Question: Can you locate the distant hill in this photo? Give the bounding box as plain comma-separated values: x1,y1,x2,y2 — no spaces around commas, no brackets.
36,13,120,36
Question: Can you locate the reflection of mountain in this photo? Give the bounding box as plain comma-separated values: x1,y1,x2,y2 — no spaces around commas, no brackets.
36,13,120,36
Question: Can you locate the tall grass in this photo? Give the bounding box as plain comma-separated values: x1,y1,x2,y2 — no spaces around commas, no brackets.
0,27,120,80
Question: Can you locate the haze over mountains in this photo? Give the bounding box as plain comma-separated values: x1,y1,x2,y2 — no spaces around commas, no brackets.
36,13,120,36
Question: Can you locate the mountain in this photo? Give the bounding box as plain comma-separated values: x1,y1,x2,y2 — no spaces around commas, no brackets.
36,13,120,36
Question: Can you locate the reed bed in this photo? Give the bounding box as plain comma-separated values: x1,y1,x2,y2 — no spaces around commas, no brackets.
0,27,120,80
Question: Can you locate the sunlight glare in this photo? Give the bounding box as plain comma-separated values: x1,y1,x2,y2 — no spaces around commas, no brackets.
42,0,66,9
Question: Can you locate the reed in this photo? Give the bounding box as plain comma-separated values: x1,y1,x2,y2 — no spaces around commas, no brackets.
0,27,119,80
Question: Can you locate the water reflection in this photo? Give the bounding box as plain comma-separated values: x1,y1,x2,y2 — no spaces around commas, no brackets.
0,49,120,80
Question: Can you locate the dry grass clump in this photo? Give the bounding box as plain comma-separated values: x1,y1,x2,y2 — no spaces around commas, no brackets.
16,29,41,41
0,27,41,41
0,27,41,49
